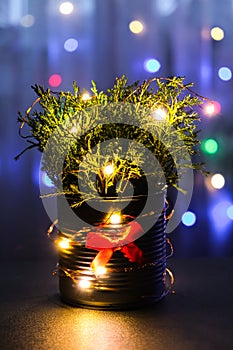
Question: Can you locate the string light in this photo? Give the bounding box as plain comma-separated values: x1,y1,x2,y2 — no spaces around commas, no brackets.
151,107,167,121
109,212,122,225
81,92,91,101
129,20,144,34
59,1,74,15
103,163,114,176
203,101,221,116
57,238,70,250
95,266,107,276
78,278,92,289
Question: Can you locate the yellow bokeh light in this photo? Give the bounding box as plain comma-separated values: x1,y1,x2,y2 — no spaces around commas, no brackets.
81,92,91,101
109,212,121,225
210,173,225,189
103,164,114,176
79,278,91,289
59,2,74,15
210,27,224,41
129,20,144,34
58,238,70,250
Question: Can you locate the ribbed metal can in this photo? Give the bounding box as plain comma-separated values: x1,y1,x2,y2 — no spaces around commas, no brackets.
58,211,167,310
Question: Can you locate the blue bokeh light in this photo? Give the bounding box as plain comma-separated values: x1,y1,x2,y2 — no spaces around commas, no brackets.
210,200,231,229
218,67,232,81
182,211,196,227
227,205,233,220
64,38,79,52
41,172,54,188
144,58,161,73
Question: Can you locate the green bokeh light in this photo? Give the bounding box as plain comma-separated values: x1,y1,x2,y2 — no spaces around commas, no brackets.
201,138,218,154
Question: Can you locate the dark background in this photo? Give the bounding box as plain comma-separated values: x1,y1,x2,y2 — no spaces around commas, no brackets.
1,0,233,261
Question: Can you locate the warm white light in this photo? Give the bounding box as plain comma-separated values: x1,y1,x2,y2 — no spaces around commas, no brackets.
58,238,70,249
152,108,167,121
109,212,121,225
103,164,114,176
210,173,225,189
59,2,74,15
95,266,107,276
129,20,144,34
79,278,91,289
81,92,91,101
210,27,224,41
204,103,215,115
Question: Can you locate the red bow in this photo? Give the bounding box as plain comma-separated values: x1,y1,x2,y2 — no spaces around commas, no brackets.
85,221,145,275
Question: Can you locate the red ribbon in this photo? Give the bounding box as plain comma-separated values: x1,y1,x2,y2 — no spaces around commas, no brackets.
85,221,145,275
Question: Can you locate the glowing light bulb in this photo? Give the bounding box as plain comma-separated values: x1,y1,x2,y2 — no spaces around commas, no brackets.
78,278,91,289
109,212,121,225
203,101,221,116
210,27,224,41
103,164,114,176
210,173,225,189
129,20,144,34
59,1,74,15
95,266,107,276
152,108,167,121
81,92,91,101
58,238,70,250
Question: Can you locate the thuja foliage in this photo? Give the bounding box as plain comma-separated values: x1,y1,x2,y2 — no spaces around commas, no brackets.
17,75,206,204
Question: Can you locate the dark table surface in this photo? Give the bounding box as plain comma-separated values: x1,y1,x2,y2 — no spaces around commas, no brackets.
1,257,233,350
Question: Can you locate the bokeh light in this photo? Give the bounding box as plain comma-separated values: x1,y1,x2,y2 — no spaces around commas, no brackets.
129,20,144,34
218,67,232,81
210,173,225,189
156,0,178,16
41,172,54,188
227,205,233,220
144,58,161,73
49,74,62,87
64,38,78,52
201,138,218,154
59,1,74,15
182,211,196,227
20,14,35,27
210,26,224,41
210,200,231,229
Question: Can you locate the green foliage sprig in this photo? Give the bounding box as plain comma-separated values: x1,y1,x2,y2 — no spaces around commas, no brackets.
17,75,207,204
